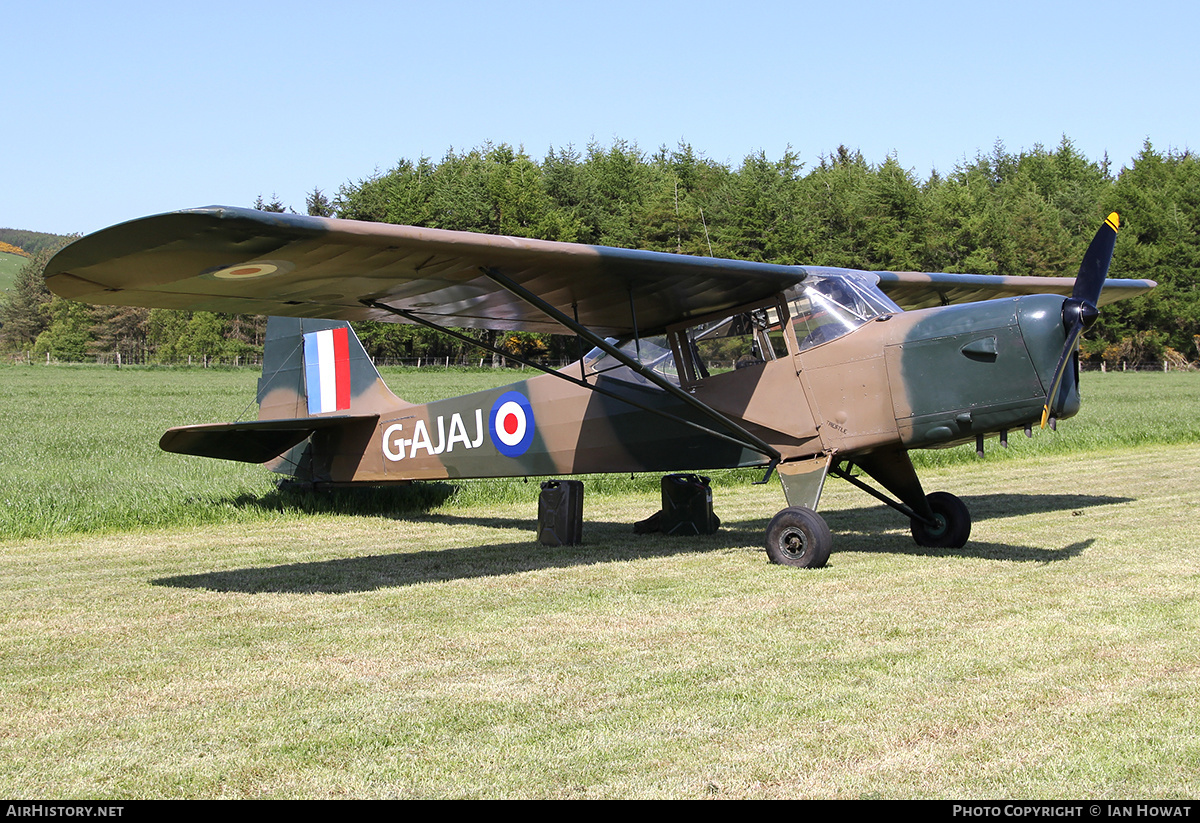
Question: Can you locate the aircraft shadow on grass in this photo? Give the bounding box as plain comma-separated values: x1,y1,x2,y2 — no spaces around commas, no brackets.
825,491,1130,562
152,491,1128,594
228,482,461,517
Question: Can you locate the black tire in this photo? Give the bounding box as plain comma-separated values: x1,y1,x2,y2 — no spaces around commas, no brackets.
910,491,971,548
765,506,832,568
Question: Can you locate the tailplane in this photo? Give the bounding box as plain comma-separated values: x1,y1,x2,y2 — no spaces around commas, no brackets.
160,318,403,480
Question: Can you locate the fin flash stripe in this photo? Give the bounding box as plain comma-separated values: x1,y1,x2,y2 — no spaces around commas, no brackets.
303,327,351,414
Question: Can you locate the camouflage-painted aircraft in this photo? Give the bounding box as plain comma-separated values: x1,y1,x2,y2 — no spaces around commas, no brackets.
45,208,1154,567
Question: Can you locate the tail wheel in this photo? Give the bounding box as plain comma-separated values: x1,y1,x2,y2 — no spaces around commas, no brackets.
765,506,832,568
910,492,971,548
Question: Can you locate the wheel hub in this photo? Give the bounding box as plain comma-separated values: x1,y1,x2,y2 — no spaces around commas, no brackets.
781,529,808,557
928,513,948,537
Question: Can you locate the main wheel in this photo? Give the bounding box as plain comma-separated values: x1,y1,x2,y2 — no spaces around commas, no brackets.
910,491,971,548
765,506,832,568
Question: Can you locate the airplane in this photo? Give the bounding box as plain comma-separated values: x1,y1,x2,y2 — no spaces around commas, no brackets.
44,207,1155,568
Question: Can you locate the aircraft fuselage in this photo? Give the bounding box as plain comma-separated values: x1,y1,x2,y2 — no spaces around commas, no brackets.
270,292,1074,487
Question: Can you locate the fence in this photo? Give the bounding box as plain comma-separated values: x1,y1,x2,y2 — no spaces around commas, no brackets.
2,351,578,370
5,350,1197,373
1080,359,1197,373
4,351,264,368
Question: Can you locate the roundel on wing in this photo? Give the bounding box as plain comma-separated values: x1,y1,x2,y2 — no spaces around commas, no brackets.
204,259,292,280
489,390,536,457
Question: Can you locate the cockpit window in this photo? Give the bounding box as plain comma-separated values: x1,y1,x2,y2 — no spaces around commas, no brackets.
686,306,790,374
788,270,899,351
582,302,789,388
583,335,680,386
581,270,900,387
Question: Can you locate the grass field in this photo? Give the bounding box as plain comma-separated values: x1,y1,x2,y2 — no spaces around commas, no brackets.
2,365,1198,798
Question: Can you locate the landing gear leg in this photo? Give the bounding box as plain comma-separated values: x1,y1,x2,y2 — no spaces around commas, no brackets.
833,448,973,551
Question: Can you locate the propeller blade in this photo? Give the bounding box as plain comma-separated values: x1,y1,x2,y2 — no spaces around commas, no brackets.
1073,212,1119,304
1040,212,1119,429
1040,321,1084,429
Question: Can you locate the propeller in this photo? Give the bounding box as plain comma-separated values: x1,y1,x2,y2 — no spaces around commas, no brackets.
1040,212,1120,428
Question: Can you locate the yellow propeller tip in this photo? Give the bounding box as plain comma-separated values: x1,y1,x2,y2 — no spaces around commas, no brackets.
1106,212,1120,232
1040,407,1050,429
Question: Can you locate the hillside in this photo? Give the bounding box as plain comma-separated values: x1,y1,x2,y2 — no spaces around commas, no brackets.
0,228,68,257
0,250,28,292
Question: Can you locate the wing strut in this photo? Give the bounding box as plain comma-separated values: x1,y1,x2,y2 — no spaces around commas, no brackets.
361,291,781,463
478,266,782,463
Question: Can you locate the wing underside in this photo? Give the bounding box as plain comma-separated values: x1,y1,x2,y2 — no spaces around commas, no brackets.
45,206,806,336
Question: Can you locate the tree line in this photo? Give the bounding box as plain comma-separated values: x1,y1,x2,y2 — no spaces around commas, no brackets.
2,137,1196,366
0,228,65,258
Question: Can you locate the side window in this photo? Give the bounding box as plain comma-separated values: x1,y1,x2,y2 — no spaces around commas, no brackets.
672,301,791,383
583,335,681,387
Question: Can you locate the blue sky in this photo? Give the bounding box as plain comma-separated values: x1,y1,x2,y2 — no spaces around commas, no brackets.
4,0,1196,236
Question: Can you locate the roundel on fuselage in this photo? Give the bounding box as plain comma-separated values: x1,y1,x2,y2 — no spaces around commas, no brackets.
489,390,535,457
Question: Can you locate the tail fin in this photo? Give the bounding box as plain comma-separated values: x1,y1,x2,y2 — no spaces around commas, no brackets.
160,318,400,480
257,317,403,420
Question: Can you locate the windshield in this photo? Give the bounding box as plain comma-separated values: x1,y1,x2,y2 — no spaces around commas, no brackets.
788,270,900,350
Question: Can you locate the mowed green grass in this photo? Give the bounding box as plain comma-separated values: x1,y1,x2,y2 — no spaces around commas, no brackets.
2,365,1199,798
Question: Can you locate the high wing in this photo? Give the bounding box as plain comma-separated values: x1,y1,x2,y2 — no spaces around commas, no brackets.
875,270,1156,310
44,206,807,337
45,207,1157,333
